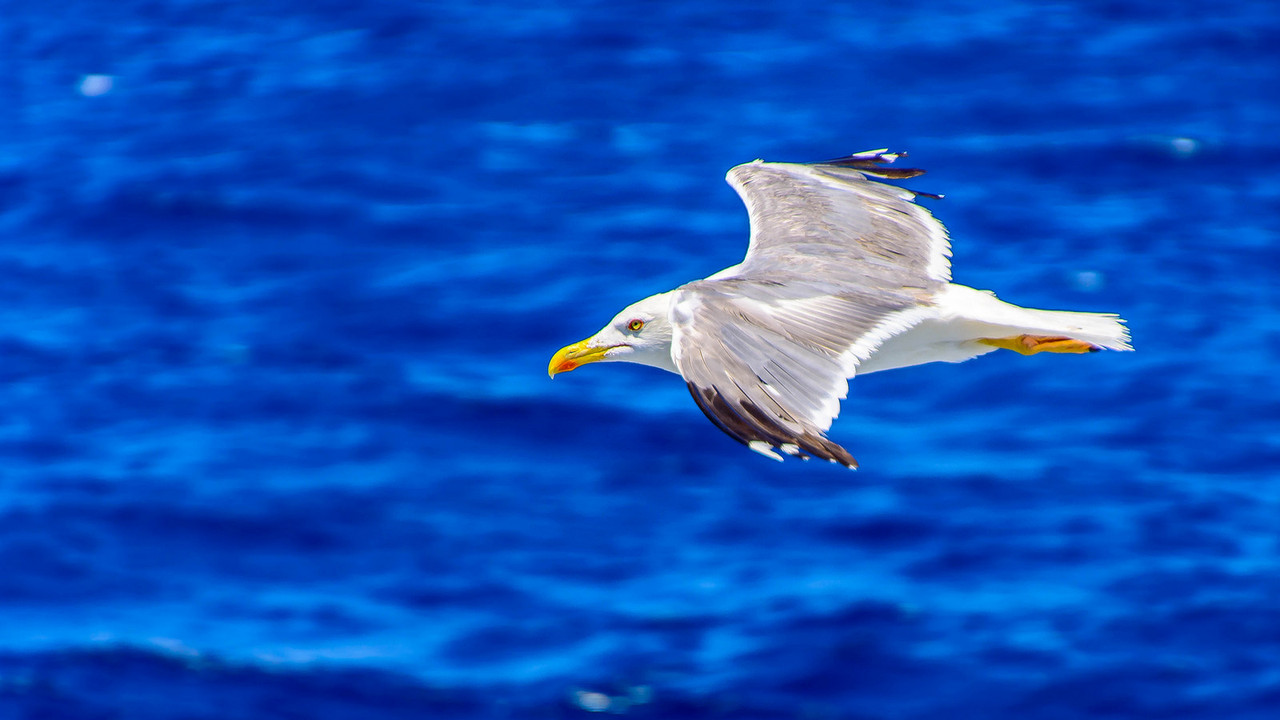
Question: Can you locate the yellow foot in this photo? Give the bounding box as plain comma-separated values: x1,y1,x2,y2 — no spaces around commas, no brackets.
978,335,1100,356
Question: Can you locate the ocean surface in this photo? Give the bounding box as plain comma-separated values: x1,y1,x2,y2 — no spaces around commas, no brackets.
2,1,1279,718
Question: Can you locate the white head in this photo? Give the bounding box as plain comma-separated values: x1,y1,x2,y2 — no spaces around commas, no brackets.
548,291,679,376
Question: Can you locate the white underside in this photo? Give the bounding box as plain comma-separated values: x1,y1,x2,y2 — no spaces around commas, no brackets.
855,283,1132,375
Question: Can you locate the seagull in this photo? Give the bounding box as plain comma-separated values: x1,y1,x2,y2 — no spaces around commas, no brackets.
548,150,1131,468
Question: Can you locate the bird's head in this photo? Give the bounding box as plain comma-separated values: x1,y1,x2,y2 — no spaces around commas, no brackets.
548,291,678,376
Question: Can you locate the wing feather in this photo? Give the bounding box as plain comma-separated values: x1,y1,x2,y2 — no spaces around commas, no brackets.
670,151,949,466
727,151,952,285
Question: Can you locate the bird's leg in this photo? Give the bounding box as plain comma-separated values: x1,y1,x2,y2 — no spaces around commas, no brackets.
978,335,1100,355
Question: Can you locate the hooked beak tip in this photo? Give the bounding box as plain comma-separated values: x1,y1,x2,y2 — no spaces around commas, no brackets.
548,338,611,378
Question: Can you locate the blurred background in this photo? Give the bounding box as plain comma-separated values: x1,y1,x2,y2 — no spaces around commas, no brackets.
2,1,1278,718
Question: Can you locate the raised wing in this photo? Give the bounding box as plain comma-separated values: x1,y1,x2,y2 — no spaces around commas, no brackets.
726,149,951,287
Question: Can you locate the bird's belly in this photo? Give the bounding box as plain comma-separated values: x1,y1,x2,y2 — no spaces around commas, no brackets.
855,316,997,375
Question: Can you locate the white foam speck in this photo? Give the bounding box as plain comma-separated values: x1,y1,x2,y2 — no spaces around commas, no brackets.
1071,270,1104,292
1170,137,1199,157
573,691,613,713
79,74,114,97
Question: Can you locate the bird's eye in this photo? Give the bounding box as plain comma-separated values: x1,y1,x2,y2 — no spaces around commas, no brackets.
627,319,645,332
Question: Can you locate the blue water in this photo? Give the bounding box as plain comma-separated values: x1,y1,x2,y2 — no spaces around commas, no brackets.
2,1,1279,717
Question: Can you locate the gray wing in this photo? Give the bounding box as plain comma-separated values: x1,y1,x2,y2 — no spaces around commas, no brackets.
727,149,951,286
670,151,951,467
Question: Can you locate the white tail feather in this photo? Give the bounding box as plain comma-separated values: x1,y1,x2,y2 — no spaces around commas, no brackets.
850,284,1133,376
940,283,1133,351
1015,306,1132,351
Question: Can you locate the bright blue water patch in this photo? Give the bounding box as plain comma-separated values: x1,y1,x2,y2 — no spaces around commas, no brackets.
2,0,1279,718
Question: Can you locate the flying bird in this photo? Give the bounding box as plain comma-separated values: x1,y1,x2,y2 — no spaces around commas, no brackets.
548,150,1131,468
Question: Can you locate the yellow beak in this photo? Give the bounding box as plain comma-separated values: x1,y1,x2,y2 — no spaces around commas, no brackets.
548,338,613,377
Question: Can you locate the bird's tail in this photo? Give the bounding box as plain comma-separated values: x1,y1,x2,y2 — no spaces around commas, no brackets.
1014,306,1133,351
942,283,1133,352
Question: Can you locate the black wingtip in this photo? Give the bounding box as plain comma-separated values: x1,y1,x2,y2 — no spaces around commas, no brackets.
685,382,860,470
814,149,926,179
